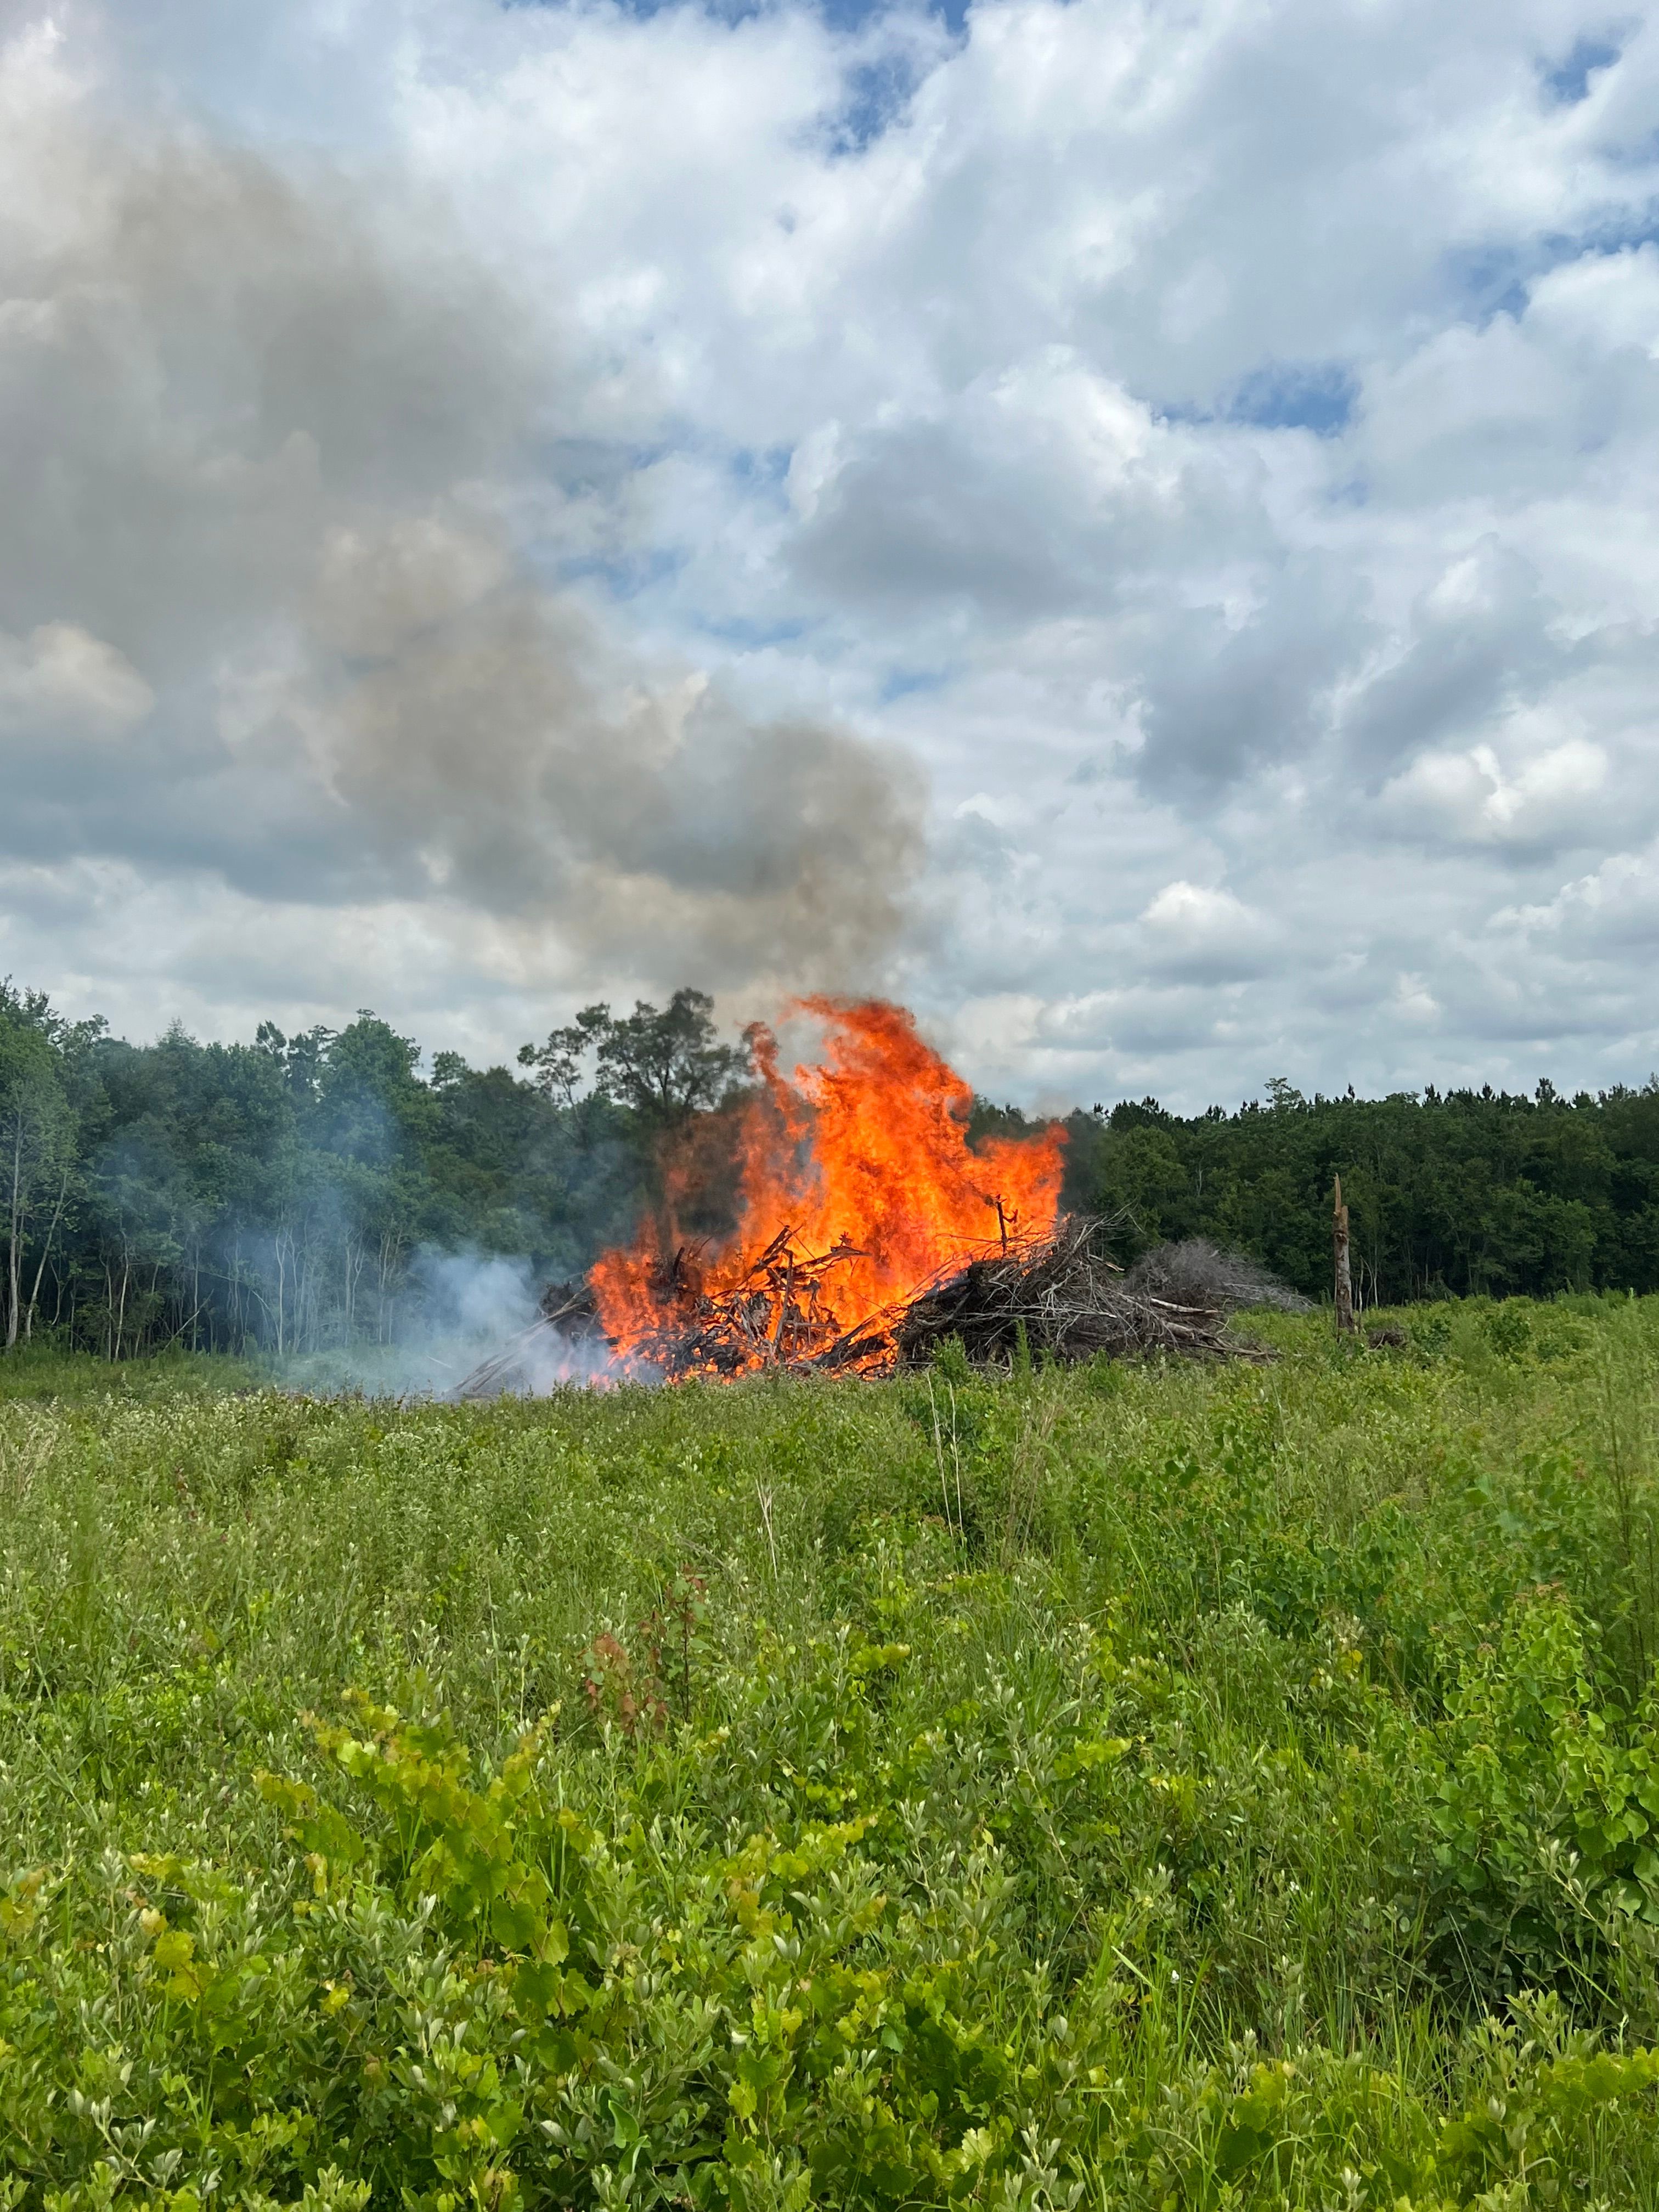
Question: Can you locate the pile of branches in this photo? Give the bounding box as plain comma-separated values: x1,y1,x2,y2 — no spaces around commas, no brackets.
893,1214,1257,1369
1125,1237,1307,1315
455,1216,1268,1395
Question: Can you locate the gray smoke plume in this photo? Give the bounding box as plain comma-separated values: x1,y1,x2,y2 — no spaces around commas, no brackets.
0,34,924,992
317,527,925,982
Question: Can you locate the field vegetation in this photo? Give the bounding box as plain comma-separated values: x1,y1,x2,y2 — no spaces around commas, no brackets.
6,1299,1659,2206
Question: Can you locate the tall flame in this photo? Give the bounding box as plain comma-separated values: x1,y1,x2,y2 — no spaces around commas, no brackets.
590,998,1066,1375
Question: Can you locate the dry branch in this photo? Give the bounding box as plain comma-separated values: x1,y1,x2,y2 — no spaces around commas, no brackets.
453,1277,607,1398
1125,1237,1308,1315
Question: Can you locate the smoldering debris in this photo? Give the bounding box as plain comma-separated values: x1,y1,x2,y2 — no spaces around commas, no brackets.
452,1279,654,1396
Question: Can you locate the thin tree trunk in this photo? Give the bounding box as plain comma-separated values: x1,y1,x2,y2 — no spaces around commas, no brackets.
274,1229,288,1356
22,1155,70,1341
1333,1174,1356,1335
4,1119,22,1349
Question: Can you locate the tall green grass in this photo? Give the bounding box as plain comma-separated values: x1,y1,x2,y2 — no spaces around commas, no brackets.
4,1296,1659,2207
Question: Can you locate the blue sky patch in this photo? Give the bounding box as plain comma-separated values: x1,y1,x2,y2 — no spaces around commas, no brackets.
697,615,809,649
510,0,970,32
728,445,794,497
1445,221,1659,331
822,51,922,154
1443,242,1541,324
541,435,673,499
1541,32,1623,105
1224,360,1357,436
879,667,950,704
557,548,687,600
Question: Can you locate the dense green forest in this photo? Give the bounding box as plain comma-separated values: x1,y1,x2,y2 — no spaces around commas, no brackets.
1006,1076,1659,1310
4,975,1658,1357
0,982,648,1358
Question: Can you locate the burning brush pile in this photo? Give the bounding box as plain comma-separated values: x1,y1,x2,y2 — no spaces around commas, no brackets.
458,1000,1259,1395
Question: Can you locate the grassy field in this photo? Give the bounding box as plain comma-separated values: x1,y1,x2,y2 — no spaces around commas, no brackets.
5,1299,1659,2209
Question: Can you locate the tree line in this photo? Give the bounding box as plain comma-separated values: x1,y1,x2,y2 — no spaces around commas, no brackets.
1001,1076,1659,1307
0,982,647,1358
4,975,1657,1358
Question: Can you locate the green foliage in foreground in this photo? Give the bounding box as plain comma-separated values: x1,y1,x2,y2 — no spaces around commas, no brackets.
7,1300,1659,2207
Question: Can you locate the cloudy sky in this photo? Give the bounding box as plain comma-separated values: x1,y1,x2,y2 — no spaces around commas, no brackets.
2,0,1657,1107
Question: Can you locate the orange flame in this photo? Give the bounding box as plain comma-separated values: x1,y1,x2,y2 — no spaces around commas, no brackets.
590,997,1065,1376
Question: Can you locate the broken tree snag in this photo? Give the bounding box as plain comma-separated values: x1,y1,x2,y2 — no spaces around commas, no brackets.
1333,1173,1356,1335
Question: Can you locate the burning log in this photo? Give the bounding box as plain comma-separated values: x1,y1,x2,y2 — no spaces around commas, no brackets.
617,1225,876,1379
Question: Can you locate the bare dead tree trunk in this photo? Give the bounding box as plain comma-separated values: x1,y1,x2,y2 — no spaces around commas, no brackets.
273,1226,291,1357
343,1231,366,1345
23,1155,70,1341
376,1231,405,1344
4,1119,22,1350
1333,1173,1356,1335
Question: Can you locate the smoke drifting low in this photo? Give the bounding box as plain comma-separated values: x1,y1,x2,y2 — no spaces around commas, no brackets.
279,1248,642,1402
0,22,924,998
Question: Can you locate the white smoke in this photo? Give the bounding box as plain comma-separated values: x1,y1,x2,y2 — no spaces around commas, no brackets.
273,1244,658,1400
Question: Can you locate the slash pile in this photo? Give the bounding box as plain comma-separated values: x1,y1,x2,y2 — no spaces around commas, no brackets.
892,1212,1260,1368
455,1215,1261,1395
898,1212,1274,1362
1124,1235,1311,1314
